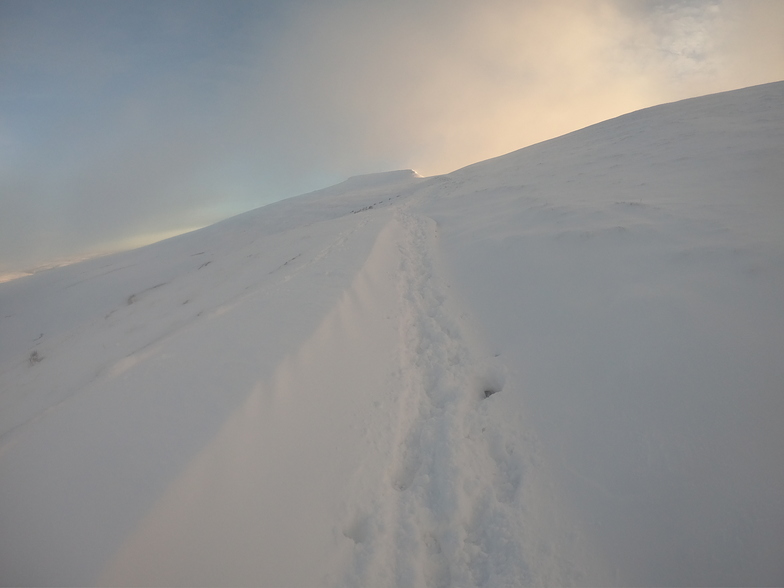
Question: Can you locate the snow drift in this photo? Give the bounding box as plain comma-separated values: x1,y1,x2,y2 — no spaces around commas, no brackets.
1,82,783,586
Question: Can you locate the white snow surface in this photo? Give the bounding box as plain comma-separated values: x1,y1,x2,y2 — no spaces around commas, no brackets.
1,82,783,587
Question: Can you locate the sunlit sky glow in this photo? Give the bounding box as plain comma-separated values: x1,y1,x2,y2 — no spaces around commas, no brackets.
1,0,783,274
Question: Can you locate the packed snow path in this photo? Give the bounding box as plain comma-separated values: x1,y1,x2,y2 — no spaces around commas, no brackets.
2,83,784,586
336,209,579,587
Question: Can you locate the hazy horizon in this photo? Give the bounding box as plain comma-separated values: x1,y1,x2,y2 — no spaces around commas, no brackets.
2,0,783,275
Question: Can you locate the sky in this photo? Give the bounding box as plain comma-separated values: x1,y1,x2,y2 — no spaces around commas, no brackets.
1,0,783,276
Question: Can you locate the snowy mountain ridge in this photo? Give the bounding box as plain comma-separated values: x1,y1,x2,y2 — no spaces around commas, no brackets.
1,81,783,586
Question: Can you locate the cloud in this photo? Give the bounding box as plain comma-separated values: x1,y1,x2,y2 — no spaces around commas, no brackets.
719,0,784,87
1,0,782,273
225,0,784,178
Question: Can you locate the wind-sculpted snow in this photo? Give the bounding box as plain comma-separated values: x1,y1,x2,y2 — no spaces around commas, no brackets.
1,82,783,586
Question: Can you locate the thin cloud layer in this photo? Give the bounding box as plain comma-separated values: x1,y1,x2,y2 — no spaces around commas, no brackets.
1,0,782,274
247,0,783,175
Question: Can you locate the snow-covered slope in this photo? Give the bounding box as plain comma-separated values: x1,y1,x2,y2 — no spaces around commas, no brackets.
1,82,783,586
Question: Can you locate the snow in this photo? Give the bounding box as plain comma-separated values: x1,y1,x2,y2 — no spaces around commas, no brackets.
1,81,783,586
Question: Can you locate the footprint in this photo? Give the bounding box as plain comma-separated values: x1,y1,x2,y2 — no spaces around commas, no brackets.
483,387,500,399
486,432,524,504
423,532,450,588
474,362,507,401
343,514,371,544
392,446,422,492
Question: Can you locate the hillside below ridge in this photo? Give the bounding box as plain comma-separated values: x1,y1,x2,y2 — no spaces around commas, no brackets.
1,82,783,586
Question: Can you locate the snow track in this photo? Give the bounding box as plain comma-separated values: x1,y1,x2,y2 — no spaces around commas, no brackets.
337,209,583,587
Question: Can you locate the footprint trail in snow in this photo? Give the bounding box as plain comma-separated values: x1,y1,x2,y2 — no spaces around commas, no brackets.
337,208,579,587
